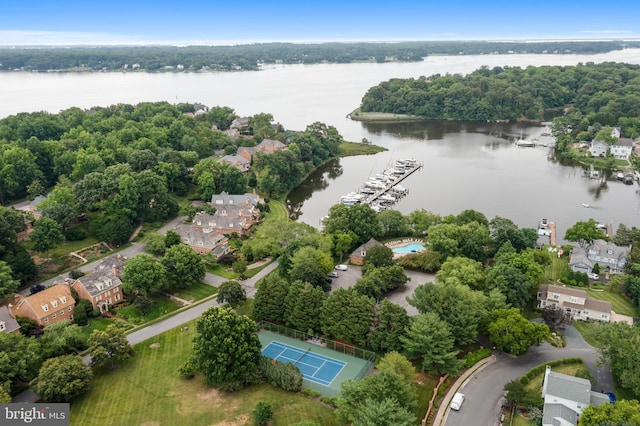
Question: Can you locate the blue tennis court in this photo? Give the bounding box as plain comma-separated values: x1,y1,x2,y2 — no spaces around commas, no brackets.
262,340,346,386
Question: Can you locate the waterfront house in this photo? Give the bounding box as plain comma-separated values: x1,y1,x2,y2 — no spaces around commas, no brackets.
541,365,609,426
71,255,125,312
588,140,608,157
0,305,20,334
349,238,383,265
537,284,612,322
210,191,262,208
569,239,629,275
610,138,634,160
11,284,75,326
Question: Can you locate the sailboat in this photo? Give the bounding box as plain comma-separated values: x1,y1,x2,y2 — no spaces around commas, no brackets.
515,130,535,147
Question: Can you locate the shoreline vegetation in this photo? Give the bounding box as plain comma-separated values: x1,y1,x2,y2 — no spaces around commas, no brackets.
1,41,637,73
347,108,425,123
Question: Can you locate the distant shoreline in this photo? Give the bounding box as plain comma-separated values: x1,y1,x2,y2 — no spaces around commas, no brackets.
347,108,425,123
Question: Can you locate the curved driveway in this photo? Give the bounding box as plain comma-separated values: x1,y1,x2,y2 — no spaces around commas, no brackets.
445,324,612,426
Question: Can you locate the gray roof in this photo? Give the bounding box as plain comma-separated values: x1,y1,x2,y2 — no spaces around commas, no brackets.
614,138,634,147
539,284,587,300
173,224,225,250
542,403,578,426
568,248,592,269
77,255,126,297
583,298,611,314
0,305,20,333
589,391,610,406
588,239,630,261
210,192,260,206
351,238,383,259
218,155,249,166
545,371,591,406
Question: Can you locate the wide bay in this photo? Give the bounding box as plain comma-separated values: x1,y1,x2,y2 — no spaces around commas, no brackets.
3,49,640,240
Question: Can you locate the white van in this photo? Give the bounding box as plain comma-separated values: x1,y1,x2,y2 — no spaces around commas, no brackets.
450,392,465,411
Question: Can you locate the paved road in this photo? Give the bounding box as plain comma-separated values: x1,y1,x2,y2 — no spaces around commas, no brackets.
126,261,275,345
445,323,612,426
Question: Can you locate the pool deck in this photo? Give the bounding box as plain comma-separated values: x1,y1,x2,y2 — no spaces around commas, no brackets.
386,238,426,259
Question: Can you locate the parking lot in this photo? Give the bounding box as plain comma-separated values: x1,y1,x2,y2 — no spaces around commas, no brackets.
328,265,435,315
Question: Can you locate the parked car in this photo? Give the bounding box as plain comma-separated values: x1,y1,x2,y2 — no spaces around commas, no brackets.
588,272,599,280
450,392,465,411
328,271,339,278
335,264,348,271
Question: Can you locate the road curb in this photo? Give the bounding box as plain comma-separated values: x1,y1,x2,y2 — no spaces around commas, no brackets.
431,354,496,426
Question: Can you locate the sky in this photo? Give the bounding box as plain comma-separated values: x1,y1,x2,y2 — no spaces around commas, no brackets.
1,0,640,45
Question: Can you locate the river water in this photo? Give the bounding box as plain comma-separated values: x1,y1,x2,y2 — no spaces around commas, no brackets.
3,49,640,241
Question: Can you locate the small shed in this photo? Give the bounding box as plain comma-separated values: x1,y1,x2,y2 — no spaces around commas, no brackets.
349,238,383,265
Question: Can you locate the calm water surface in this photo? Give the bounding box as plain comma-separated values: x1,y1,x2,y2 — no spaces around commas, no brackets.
3,49,640,240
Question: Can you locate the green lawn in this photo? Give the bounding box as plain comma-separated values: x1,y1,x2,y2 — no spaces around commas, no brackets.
79,317,129,340
338,140,387,157
265,200,288,221
571,320,608,348
115,295,181,325
70,320,338,426
543,256,569,283
172,282,218,302
586,287,638,317
205,263,238,279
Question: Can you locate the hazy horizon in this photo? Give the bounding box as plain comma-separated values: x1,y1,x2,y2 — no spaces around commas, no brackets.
2,0,640,46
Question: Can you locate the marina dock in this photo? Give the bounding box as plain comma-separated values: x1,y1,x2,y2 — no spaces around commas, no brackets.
340,159,423,212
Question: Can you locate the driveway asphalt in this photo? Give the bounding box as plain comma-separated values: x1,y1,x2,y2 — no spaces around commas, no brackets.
444,323,612,426
328,265,434,315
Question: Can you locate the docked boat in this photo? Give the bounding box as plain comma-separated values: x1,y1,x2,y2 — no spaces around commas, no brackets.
538,218,551,236
624,173,635,185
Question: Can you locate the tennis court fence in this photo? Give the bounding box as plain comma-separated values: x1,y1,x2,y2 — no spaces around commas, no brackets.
257,320,375,380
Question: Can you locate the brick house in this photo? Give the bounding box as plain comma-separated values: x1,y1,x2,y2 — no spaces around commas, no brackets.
537,284,612,322
218,154,250,172
237,139,286,162
71,255,126,312
10,284,75,326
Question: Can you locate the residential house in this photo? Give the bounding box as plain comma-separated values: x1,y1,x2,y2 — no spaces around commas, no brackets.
224,128,240,140
349,238,383,265
218,154,250,172
609,138,634,160
541,365,609,426
0,305,20,334
16,195,46,241
192,211,250,236
537,284,612,322
71,255,126,312
569,239,629,275
230,117,250,132
10,284,75,326
210,191,262,208
237,139,287,162
172,224,229,256
588,140,608,157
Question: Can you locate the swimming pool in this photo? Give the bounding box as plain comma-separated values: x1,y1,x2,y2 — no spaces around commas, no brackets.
392,243,425,254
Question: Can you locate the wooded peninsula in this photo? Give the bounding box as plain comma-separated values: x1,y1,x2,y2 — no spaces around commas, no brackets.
1,40,637,72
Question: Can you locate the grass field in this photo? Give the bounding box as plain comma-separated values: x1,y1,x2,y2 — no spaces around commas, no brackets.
543,256,568,283
586,287,638,317
71,320,338,426
116,295,181,325
172,282,218,302
79,317,129,340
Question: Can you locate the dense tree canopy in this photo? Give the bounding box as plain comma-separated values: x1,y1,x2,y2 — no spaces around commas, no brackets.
596,322,640,398
33,355,92,402
191,306,261,389
360,62,640,123
487,308,550,355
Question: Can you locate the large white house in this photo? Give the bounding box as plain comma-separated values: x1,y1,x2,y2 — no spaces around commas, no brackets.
541,365,609,426
537,284,612,322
